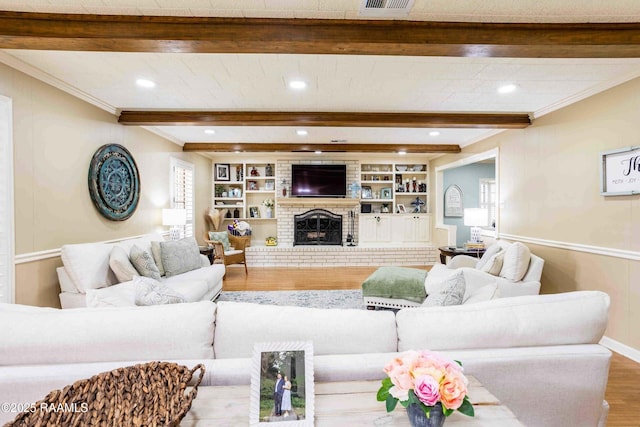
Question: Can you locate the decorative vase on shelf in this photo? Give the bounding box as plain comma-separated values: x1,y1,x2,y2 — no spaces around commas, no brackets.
406,403,445,427
265,207,273,218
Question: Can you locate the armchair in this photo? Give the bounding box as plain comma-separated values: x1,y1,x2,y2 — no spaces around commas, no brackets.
430,240,544,299
204,232,248,277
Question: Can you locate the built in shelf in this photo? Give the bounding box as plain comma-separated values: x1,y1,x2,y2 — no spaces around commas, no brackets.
276,197,360,206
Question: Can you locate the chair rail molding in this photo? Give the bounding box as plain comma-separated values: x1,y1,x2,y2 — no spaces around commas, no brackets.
499,233,640,261
14,232,170,264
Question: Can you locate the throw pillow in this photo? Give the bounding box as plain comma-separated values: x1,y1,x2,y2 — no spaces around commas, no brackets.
422,271,466,307
208,231,231,251
160,237,202,278
479,251,505,276
475,244,502,270
134,276,185,306
150,241,165,276
129,245,161,280
109,246,139,283
361,266,427,303
463,283,500,305
499,242,531,282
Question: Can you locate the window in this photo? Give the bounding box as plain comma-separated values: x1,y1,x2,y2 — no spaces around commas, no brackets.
170,158,194,238
479,178,496,228
0,96,14,303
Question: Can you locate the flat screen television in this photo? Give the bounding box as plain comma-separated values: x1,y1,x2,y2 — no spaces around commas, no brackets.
291,164,347,197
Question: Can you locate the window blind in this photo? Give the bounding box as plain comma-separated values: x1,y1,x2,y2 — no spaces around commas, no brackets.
171,159,194,238
479,179,496,228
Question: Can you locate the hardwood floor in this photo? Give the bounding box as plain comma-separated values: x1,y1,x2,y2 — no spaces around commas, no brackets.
222,266,640,426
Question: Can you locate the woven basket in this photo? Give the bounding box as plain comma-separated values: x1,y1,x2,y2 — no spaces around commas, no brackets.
6,361,205,427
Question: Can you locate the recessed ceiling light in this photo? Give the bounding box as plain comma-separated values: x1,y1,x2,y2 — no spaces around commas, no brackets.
136,78,156,88
398,150,407,155
296,129,308,136
315,150,322,154
234,150,241,154
498,84,517,94
289,80,307,90
429,131,440,136
204,129,215,135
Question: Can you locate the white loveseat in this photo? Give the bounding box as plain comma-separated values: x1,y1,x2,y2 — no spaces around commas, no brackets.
57,233,225,308
0,291,610,427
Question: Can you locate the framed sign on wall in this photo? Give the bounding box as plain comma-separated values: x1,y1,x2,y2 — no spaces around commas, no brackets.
600,146,640,196
444,184,463,217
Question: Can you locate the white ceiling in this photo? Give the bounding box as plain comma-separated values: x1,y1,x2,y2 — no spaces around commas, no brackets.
2,0,640,151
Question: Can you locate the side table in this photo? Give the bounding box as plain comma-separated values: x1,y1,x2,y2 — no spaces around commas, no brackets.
199,246,214,264
438,246,486,264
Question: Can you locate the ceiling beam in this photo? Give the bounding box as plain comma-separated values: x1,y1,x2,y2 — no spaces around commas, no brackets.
182,143,461,153
119,111,531,129
2,12,640,58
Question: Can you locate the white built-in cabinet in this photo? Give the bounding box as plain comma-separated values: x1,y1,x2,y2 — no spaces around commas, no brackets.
359,215,393,244
359,213,431,245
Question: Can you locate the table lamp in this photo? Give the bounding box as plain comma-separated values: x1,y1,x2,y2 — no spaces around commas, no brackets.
162,208,187,240
464,208,488,243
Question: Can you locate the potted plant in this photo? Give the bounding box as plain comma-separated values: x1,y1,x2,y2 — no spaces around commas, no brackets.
377,350,474,427
215,184,225,197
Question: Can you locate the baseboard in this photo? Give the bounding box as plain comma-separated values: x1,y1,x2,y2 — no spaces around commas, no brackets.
600,336,640,363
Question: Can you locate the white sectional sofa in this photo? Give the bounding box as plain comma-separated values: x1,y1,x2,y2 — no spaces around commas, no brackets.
57,233,225,308
0,291,610,426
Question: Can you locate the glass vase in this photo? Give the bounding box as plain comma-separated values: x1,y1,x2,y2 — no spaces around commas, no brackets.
406,402,445,427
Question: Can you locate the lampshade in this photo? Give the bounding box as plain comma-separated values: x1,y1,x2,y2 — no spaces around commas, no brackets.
464,208,488,227
162,208,187,226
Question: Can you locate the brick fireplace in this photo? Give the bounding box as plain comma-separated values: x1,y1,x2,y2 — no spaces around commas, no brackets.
294,208,343,246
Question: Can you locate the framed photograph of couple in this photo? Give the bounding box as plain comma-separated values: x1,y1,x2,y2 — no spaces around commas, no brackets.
250,341,315,426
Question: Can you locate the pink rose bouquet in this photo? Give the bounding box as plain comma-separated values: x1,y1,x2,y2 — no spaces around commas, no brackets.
377,350,475,419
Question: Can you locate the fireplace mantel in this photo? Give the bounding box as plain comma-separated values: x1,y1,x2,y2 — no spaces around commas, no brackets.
276,197,359,206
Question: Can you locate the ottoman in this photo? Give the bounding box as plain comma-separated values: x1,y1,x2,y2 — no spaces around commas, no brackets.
361,266,427,309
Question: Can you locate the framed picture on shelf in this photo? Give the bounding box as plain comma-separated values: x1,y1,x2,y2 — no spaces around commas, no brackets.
215,163,230,181
380,187,392,199
361,186,373,199
397,204,406,213
248,180,258,191
249,206,260,218
250,341,315,426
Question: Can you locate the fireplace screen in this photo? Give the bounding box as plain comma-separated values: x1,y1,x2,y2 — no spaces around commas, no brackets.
294,209,343,246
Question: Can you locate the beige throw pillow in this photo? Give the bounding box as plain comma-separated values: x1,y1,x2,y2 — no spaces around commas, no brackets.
150,241,165,276
422,271,466,307
475,244,502,270
479,251,504,276
499,242,531,282
130,245,161,280
109,246,139,283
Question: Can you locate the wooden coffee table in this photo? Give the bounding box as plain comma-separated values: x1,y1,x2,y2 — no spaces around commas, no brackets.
181,376,524,426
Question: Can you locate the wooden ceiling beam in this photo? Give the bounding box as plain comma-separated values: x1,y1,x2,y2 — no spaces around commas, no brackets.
2,12,640,58
119,111,531,129
182,143,461,153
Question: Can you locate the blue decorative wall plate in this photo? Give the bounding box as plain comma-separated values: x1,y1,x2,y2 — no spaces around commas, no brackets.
88,144,140,221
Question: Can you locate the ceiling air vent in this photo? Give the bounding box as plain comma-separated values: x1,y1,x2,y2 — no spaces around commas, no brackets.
359,0,416,17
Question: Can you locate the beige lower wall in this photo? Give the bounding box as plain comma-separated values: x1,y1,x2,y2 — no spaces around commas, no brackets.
0,62,212,307
431,76,640,352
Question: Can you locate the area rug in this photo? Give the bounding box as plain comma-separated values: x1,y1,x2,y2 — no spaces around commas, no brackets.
216,289,365,310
